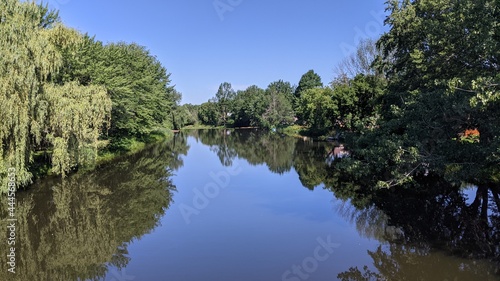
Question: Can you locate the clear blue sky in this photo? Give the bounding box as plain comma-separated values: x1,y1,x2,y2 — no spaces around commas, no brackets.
42,0,388,105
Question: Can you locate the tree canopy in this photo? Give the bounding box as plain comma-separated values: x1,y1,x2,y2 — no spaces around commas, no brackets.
0,1,112,190
0,0,180,191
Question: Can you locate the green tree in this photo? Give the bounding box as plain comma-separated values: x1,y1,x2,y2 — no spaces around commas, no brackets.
262,82,295,128
198,101,219,126
342,0,500,188
294,70,323,100
268,80,295,105
379,0,499,92
331,74,386,131
170,104,199,130
232,85,267,127
91,42,177,139
0,1,112,190
50,32,180,145
214,82,236,126
297,87,336,133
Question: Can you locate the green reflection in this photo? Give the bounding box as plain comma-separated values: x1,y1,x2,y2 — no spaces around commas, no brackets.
191,129,500,278
336,179,500,280
0,134,188,281
191,129,297,174
338,243,499,281
2,129,498,280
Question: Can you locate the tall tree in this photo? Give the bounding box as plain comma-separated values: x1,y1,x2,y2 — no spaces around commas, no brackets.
0,1,112,190
262,82,295,128
93,42,176,139
214,82,236,126
297,87,336,132
294,70,323,100
170,104,198,130
268,80,295,105
331,74,386,131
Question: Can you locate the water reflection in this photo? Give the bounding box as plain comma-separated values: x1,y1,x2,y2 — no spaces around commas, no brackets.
190,129,500,278
338,244,499,281
326,144,350,165
2,129,499,280
191,129,296,174
335,178,500,280
0,135,188,281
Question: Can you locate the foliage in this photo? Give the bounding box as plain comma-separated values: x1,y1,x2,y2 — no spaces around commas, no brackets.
261,81,296,128
268,79,295,105
332,74,386,131
198,80,297,129
213,82,236,126
198,101,219,126
0,1,112,191
340,0,500,188
296,87,336,133
0,1,180,191
296,73,386,134
379,0,499,92
89,42,177,139
169,103,199,130
52,32,180,141
294,69,323,100
43,82,112,176
232,85,267,127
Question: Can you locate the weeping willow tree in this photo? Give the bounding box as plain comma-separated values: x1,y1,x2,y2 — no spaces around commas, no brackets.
0,0,112,192
43,81,111,176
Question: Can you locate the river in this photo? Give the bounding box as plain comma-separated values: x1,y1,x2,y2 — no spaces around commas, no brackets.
1,129,499,281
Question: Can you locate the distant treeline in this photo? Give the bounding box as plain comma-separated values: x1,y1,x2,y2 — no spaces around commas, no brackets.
174,42,389,134
0,0,181,191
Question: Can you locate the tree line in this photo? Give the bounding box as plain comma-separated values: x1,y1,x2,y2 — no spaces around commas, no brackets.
0,0,181,191
175,41,386,134
183,0,499,189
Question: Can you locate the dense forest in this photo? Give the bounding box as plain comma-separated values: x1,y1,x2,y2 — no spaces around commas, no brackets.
1,0,499,192
0,0,182,191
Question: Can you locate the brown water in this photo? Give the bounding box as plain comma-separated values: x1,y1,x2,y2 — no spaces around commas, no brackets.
1,129,498,281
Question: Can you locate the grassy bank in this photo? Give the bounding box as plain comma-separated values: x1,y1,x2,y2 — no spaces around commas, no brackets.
178,124,338,141
96,130,174,165
279,125,341,141
181,124,226,130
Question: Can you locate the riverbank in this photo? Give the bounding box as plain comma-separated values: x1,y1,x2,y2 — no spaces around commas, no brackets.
96,131,174,165
279,125,343,142
29,130,175,185
178,124,338,141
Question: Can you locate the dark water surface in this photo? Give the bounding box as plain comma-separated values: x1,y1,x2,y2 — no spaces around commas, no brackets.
1,129,499,281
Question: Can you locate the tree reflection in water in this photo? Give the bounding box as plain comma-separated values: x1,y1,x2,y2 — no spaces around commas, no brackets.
0,134,188,281
191,129,500,280
6,129,496,280
335,178,500,280
192,129,296,174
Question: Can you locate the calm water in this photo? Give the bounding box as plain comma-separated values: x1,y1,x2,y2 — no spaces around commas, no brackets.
1,129,499,281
